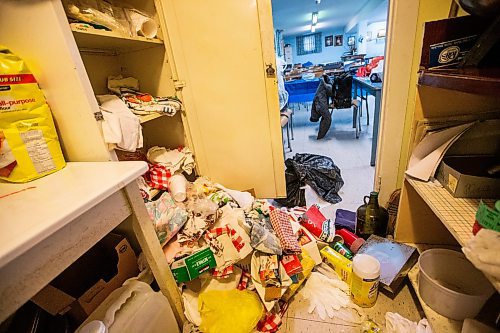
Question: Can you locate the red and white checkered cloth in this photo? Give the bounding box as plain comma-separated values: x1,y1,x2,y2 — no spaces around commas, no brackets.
146,163,171,190
237,270,252,290
205,225,245,252
205,225,246,278
269,209,301,254
257,312,282,332
212,265,234,278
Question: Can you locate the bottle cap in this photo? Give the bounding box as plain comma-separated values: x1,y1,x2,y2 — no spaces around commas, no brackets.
353,254,380,279
350,237,365,253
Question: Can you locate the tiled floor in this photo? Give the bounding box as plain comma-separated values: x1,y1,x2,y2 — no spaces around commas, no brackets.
279,98,422,332
279,285,423,332
283,96,376,213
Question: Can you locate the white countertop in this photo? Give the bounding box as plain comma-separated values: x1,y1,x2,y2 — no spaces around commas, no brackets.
0,161,147,268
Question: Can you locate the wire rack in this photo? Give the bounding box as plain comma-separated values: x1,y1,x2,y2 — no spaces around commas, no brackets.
407,178,496,246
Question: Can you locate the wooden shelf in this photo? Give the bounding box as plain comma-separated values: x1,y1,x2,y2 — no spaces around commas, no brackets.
71,26,163,53
418,68,500,95
406,177,496,246
0,161,147,267
138,112,165,124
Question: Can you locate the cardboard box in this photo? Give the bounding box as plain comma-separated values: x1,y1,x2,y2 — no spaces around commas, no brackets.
170,247,216,283
436,155,500,198
357,235,418,294
32,233,138,322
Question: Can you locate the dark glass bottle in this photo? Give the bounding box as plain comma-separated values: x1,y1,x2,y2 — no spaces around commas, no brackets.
356,192,389,240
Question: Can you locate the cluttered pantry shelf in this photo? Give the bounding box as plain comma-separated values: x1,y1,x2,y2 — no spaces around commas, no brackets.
418,68,500,95
71,26,163,52
406,178,499,293
406,177,496,246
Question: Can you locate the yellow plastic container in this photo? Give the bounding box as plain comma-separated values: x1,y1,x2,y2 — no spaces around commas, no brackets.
350,254,380,307
320,246,352,284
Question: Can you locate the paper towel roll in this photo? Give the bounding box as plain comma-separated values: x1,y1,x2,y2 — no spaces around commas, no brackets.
126,9,158,38
169,174,187,202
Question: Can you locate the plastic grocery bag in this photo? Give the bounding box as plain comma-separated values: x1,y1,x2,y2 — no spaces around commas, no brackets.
198,289,264,333
0,46,65,182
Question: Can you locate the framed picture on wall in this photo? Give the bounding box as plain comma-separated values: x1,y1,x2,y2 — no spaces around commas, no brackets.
348,36,355,46
334,35,343,46
325,35,333,47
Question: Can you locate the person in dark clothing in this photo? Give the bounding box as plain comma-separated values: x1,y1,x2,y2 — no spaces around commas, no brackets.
310,75,333,140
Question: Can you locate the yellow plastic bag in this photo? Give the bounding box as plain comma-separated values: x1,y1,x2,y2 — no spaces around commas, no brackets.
0,46,65,182
198,289,264,333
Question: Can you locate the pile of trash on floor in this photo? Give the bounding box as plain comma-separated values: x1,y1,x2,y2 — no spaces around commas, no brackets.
131,149,431,333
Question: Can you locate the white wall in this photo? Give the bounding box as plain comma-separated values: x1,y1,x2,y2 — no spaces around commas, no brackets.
364,21,387,58
284,28,356,65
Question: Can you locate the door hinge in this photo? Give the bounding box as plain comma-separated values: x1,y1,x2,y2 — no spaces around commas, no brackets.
94,111,104,121
174,80,186,90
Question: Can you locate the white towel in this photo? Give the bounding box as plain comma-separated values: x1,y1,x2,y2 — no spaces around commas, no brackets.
96,95,143,152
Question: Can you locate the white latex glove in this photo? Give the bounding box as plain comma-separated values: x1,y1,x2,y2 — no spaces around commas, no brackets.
385,312,433,333
299,271,364,322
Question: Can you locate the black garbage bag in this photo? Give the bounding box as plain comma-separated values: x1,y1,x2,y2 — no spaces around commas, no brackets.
276,153,344,207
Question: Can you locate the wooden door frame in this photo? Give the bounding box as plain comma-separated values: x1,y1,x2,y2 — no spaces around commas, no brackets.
374,0,420,204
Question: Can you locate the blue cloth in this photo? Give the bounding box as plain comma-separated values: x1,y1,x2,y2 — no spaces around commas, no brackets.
285,79,320,103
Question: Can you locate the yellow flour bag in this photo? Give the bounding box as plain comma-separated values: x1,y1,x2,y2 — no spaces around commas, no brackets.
0,46,65,182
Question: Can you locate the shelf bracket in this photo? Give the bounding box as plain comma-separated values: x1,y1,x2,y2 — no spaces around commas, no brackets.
173,80,186,90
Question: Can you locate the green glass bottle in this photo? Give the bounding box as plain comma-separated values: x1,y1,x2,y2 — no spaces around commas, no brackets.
356,192,389,240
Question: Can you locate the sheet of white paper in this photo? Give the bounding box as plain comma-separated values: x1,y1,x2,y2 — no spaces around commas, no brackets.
406,123,474,181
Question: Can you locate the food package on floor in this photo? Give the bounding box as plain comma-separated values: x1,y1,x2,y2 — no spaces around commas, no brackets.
296,226,322,265
300,204,336,242
320,246,352,284
0,47,65,182
171,247,217,283
356,235,418,293
281,250,315,302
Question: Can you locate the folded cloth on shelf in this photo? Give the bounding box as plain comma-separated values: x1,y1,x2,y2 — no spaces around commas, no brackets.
96,94,143,152
147,163,171,190
147,146,195,175
108,75,182,116
462,229,500,288
121,90,182,116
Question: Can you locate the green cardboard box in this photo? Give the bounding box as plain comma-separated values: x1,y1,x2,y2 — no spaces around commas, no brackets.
171,247,216,283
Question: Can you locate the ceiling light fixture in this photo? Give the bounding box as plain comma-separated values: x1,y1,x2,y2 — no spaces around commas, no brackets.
316,0,321,4
312,12,318,25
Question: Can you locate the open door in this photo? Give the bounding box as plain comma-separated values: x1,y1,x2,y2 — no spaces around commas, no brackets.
157,0,285,198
